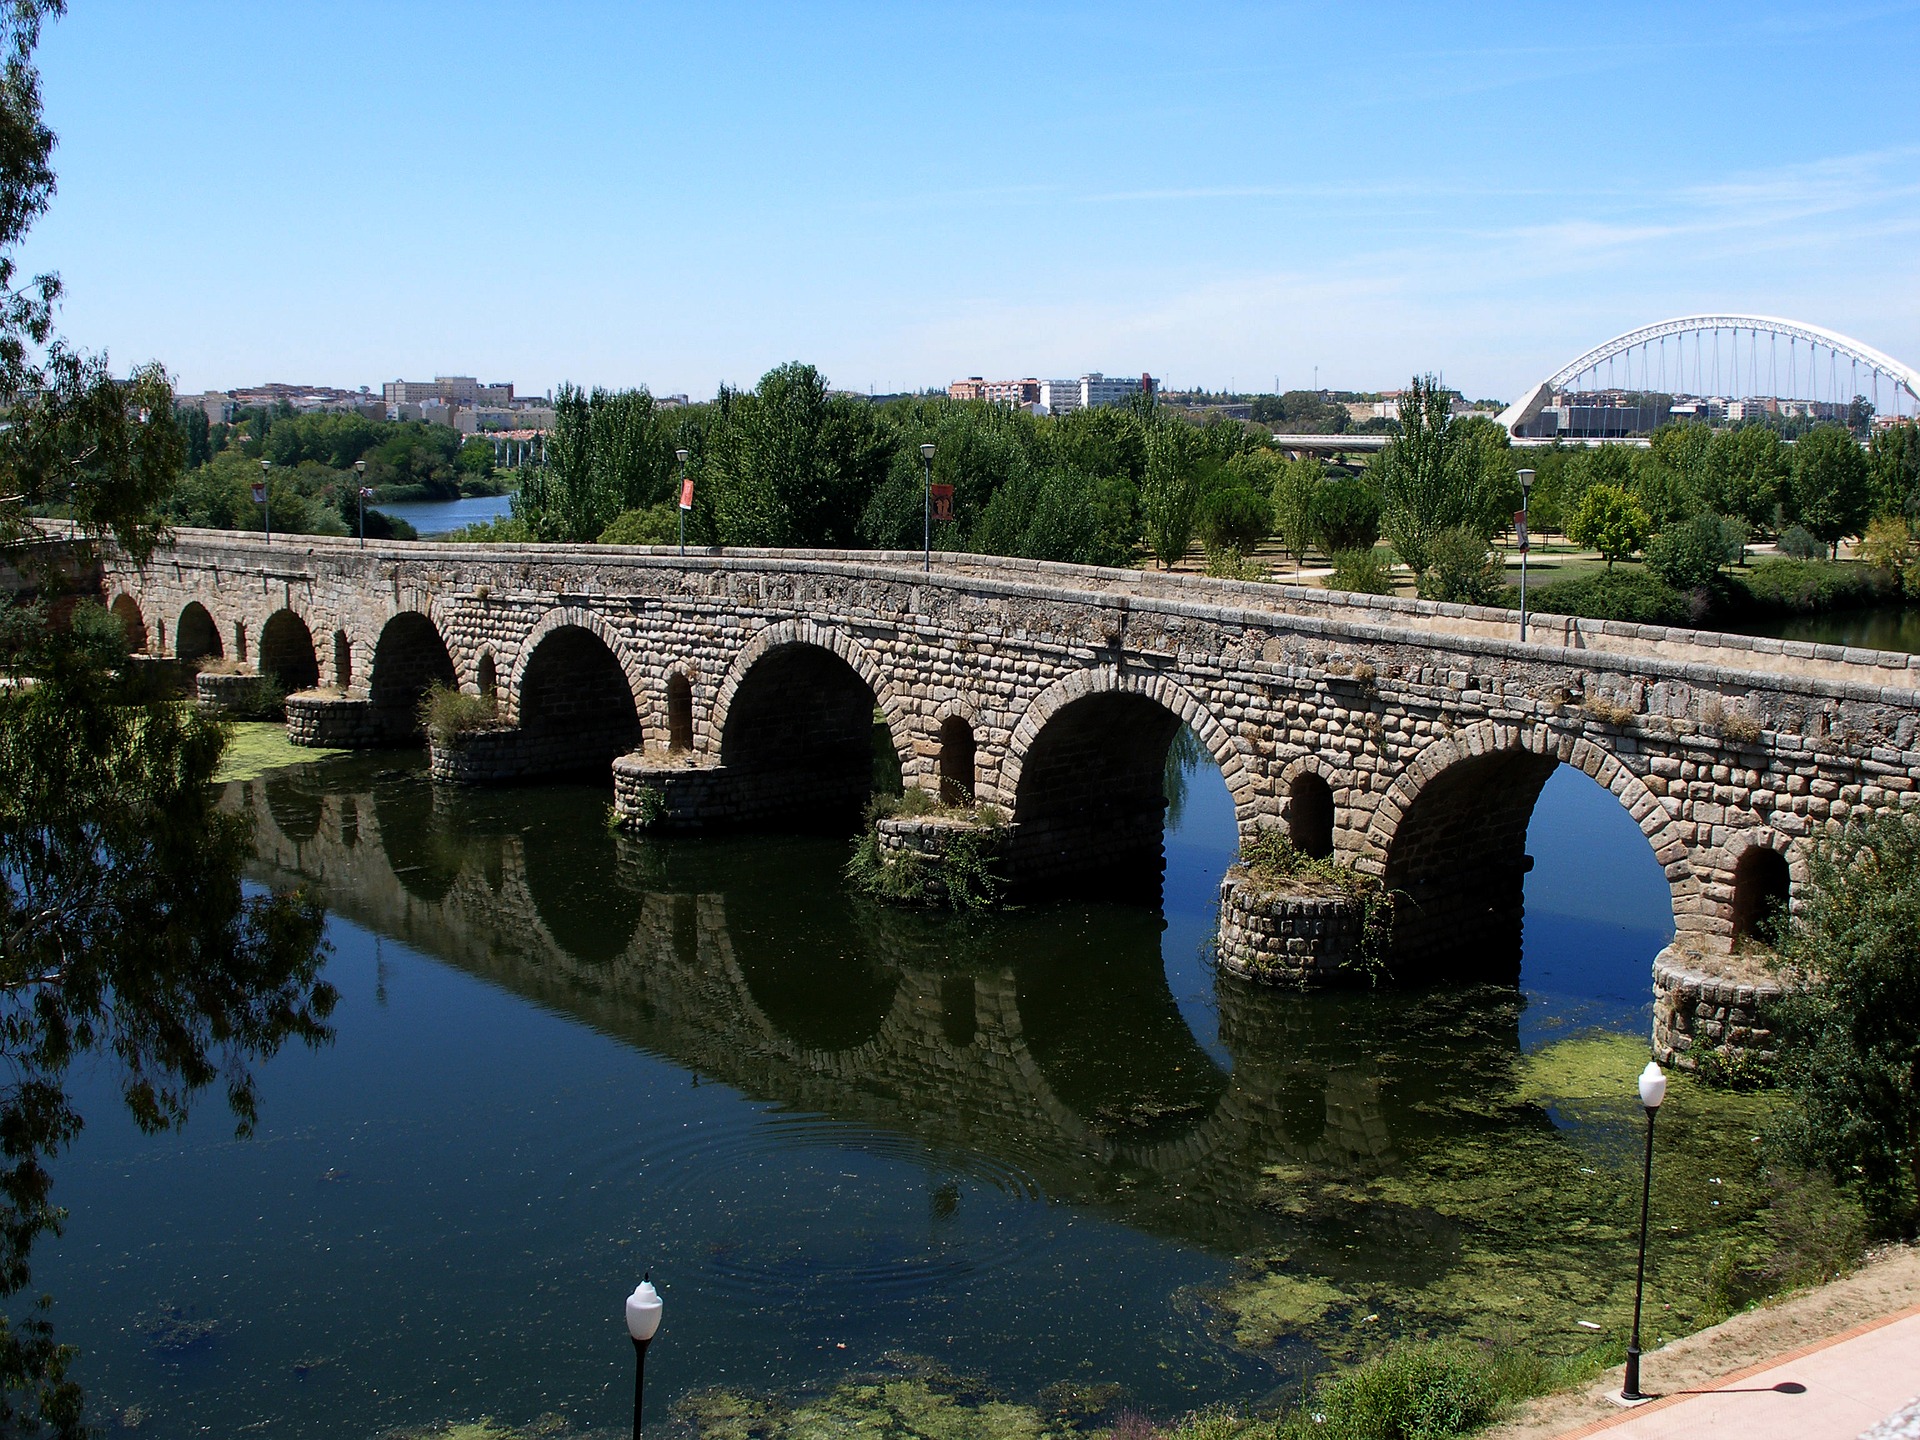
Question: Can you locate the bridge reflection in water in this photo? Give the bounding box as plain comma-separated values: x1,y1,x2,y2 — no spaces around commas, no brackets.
241,755,1530,1264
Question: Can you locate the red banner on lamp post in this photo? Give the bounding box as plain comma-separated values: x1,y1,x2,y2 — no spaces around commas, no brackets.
1513,509,1530,552
679,477,694,510
930,484,954,523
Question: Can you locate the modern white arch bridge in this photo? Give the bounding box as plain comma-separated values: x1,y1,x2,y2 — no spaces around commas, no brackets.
106,529,1920,1066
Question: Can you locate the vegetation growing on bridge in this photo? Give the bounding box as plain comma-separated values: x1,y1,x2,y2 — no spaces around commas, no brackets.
847,789,1010,912
1234,832,1394,981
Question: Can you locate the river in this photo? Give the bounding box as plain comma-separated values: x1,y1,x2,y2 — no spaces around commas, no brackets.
38,738,1730,1439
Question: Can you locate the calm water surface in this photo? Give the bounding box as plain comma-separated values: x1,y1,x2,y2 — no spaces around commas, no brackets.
375,492,516,537
39,747,1671,1437
1737,604,1920,654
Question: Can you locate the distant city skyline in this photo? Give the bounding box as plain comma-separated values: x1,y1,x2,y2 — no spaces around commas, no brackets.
20,2,1920,403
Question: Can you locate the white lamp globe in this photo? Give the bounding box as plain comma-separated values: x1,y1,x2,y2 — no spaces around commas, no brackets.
1638,1061,1667,1111
625,1279,663,1342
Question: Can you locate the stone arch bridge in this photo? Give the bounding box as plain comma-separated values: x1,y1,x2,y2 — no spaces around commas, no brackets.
107,529,1920,1051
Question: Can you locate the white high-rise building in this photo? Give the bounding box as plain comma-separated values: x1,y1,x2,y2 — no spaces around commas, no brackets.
1039,379,1081,415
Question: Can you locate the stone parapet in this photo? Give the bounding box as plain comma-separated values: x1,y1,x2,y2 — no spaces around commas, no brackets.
1651,944,1782,1069
1216,869,1373,987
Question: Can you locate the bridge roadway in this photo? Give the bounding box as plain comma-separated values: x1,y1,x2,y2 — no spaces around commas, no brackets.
106,529,1920,1047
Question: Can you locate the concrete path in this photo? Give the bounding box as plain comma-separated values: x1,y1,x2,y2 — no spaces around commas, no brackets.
1552,1306,1920,1439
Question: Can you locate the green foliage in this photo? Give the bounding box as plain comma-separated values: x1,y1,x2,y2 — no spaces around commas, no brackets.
1141,419,1202,568
1521,570,1691,625
1418,527,1503,605
1198,469,1274,561
1704,425,1789,530
847,794,1008,912
1772,811,1920,1234
1325,548,1395,595
1565,483,1650,568
440,515,532,544
1734,558,1890,614
1378,377,1505,581
1267,454,1322,565
1312,476,1382,554
1776,525,1824,560
1303,1340,1510,1440
1869,421,1920,523
1237,831,1393,982
1644,512,1743,590
418,682,498,741
597,503,679,546
516,384,677,543
1788,425,1871,550
969,467,1139,567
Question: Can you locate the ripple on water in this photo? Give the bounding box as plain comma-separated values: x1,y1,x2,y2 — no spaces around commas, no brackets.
632,1110,1058,1308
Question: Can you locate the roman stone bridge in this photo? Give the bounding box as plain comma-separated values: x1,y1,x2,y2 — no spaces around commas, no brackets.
105,528,1920,1048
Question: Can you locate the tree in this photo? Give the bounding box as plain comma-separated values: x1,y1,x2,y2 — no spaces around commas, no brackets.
1644,512,1742,590
1705,425,1788,532
1420,525,1504,604
1378,375,1498,581
0,10,335,1431
1787,425,1871,556
1140,419,1200,568
1197,467,1272,561
1267,454,1321,568
1774,812,1920,1235
1868,421,1920,524
1312,474,1382,554
1565,483,1650,569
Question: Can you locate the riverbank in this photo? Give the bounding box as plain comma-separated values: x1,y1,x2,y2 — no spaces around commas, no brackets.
1488,1242,1920,1439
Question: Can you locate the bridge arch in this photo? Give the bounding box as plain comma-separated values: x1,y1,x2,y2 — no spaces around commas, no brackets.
259,609,320,692
109,594,147,653
1365,722,1699,976
1277,754,1343,859
511,612,643,777
504,607,646,725
714,622,907,830
1002,666,1256,897
368,610,458,738
175,601,222,663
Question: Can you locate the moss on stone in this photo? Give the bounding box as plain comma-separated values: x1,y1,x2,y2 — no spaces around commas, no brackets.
212,719,346,784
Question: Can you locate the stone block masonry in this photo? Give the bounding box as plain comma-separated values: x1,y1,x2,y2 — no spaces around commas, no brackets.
109,528,1920,1062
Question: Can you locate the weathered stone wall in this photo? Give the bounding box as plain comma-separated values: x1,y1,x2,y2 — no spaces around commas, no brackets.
1216,872,1371,987
110,529,1920,989
1651,947,1782,1070
287,693,392,747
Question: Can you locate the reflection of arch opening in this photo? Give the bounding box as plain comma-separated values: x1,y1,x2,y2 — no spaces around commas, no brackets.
1010,691,1184,900
719,642,885,830
518,625,641,780
521,795,645,965
1288,772,1335,859
333,630,352,690
939,975,977,1047
369,612,456,739
667,672,693,752
110,595,147,652
1731,846,1791,944
176,602,221,663
939,716,976,806
233,619,248,661
259,610,320,691
264,771,325,845
476,650,497,700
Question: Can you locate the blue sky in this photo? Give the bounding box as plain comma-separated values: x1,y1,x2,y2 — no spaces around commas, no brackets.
19,1,1920,402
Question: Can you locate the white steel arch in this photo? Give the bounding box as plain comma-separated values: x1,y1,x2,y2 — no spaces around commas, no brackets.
1500,315,1920,435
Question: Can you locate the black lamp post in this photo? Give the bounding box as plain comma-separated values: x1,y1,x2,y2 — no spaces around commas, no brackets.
675,448,691,556
1517,468,1534,642
258,458,272,545
1622,1060,1667,1402
625,1275,663,1438
355,459,369,547
920,442,936,573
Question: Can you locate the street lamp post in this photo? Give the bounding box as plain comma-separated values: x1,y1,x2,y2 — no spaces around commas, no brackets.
919,442,936,574
1517,468,1535,642
1622,1060,1668,1402
258,459,272,545
355,459,369,547
625,1275,663,1438
675,448,691,557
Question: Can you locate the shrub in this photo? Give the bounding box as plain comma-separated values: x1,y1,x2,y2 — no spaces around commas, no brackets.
1855,516,1913,576
1645,512,1742,590
441,516,533,544
1565,483,1650,568
236,673,287,720
1777,524,1824,560
1206,551,1270,582
1312,476,1382,554
1418,526,1504,605
1237,831,1393,981
1326,548,1395,595
598,503,680,547
418,682,498,740
1732,558,1891,615
847,792,1009,912
1772,810,1920,1235
1307,1339,1507,1440
1522,570,1690,625
1198,477,1273,560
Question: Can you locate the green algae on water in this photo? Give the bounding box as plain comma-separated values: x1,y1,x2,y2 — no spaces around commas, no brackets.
213,719,346,783
677,1368,1063,1440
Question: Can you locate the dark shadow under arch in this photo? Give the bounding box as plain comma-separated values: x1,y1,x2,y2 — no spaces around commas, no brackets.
720,642,886,831
1288,772,1335,859
369,612,456,739
259,610,320,692
518,625,641,781
333,630,352,690
176,602,221,663
667,672,694,751
110,595,147,652
939,716,976,806
1731,845,1791,944
1009,691,1184,901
